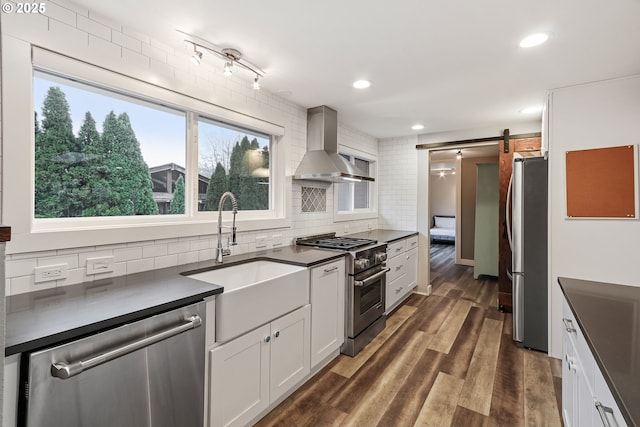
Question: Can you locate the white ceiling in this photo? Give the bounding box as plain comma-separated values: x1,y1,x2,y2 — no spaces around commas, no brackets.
68,0,640,139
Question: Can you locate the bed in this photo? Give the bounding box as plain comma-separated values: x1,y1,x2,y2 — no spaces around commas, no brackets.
430,215,456,244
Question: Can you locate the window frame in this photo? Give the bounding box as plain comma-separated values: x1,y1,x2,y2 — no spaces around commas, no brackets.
333,148,378,222
3,44,289,253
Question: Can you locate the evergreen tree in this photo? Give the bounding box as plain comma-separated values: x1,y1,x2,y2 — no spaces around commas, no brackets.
34,87,81,218
169,175,185,214
204,163,229,211
101,111,158,216
77,112,111,216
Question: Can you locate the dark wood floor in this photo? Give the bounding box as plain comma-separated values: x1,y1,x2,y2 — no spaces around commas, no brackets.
255,244,563,426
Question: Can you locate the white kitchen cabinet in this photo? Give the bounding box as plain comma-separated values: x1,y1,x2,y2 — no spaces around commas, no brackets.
310,258,345,368
562,296,628,427
209,305,310,427
385,235,418,312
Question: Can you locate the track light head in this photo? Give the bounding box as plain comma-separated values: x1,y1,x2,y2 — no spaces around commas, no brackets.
190,49,203,65
223,61,233,76
252,75,260,90
456,149,462,160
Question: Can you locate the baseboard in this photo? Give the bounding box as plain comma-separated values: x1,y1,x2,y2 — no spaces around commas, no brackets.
457,258,474,267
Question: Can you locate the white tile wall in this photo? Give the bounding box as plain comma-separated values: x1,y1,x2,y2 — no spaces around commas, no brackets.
1,0,379,294
378,136,419,231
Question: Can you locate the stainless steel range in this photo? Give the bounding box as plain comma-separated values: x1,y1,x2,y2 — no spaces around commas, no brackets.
296,233,389,356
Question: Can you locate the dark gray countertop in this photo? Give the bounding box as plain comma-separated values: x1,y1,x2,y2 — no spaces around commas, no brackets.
346,229,418,244
5,245,344,357
559,277,640,427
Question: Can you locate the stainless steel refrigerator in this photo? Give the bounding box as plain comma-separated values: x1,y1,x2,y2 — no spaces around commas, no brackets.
507,155,548,352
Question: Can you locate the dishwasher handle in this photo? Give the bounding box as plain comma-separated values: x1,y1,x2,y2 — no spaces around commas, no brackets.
51,314,202,380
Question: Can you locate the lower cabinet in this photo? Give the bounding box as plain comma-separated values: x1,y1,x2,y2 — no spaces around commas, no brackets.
209,305,311,427
310,259,345,368
385,235,418,312
562,296,628,427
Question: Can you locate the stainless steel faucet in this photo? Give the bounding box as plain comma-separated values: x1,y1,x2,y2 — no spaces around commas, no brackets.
216,192,238,263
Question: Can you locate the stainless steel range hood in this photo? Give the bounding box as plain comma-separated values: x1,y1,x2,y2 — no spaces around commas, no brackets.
293,106,374,182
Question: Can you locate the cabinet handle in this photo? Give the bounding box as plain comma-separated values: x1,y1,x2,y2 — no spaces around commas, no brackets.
396,265,403,270
324,266,338,273
396,287,403,293
274,331,280,338
265,335,271,343
395,247,402,252
562,318,576,333
410,241,417,246
595,401,616,427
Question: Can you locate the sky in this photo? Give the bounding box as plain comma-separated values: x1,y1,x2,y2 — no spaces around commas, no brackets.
33,72,268,172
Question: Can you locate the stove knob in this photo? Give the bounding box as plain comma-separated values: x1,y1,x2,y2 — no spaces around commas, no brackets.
375,252,387,263
355,258,370,270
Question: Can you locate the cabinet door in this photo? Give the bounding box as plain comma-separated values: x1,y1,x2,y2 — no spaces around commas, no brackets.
310,260,345,368
594,367,628,427
270,305,311,403
209,324,271,427
405,247,418,290
562,331,576,427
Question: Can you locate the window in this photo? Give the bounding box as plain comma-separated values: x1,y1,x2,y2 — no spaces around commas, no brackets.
338,154,374,212
33,71,186,218
4,46,287,252
197,118,271,212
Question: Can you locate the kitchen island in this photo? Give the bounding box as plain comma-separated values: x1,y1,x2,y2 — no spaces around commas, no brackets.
559,276,640,427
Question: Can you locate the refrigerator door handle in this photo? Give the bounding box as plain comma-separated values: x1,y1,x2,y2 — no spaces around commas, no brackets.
513,273,524,342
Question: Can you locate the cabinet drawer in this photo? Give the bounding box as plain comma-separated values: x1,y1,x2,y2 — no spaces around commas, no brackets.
386,275,408,311
386,251,407,283
387,239,407,259
406,236,418,251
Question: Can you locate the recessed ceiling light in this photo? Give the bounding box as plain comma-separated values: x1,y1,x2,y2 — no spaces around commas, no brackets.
520,105,544,114
411,124,424,130
353,80,371,89
519,33,549,48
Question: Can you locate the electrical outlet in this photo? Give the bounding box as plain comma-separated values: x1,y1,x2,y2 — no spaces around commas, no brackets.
368,222,374,230
86,256,114,275
255,235,268,249
343,224,350,233
35,264,68,283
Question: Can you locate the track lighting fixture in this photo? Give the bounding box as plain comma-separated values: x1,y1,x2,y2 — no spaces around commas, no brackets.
456,149,463,160
190,46,203,65
223,61,233,76
179,31,266,89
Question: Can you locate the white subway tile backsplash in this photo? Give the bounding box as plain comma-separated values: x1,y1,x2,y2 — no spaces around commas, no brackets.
114,246,143,262
167,241,190,255
6,259,36,278
112,30,142,52
178,251,199,266
122,47,150,69
126,258,154,275
142,244,168,259
37,254,79,269
154,254,178,269
45,1,77,26
77,15,110,40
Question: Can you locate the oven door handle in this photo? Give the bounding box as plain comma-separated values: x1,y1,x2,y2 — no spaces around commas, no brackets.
354,267,390,287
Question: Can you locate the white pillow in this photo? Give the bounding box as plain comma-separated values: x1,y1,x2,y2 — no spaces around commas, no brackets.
434,216,455,229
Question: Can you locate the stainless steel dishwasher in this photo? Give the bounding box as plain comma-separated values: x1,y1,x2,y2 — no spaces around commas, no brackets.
18,301,205,427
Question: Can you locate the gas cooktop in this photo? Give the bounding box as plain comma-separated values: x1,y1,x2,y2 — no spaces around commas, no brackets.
295,234,377,251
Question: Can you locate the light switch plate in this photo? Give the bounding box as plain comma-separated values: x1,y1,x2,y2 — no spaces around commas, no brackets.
86,256,114,275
